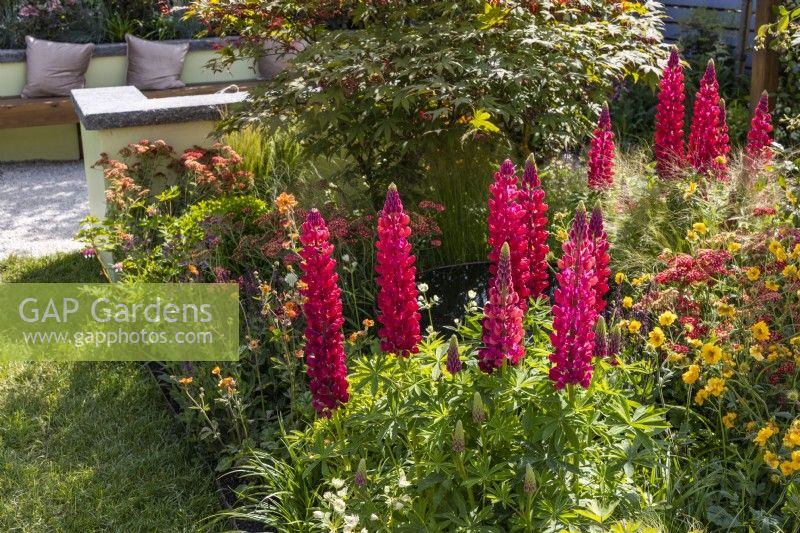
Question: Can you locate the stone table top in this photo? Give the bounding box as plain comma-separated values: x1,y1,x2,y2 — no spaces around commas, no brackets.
71,85,249,130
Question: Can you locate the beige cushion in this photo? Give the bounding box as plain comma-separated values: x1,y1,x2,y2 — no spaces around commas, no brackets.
125,34,189,90
21,36,94,98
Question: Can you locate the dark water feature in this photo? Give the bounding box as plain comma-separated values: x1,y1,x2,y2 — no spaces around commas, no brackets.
418,262,491,327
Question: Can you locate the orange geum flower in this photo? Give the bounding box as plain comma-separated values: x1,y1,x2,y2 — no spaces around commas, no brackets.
275,192,298,214
211,366,221,376
178,377,193,385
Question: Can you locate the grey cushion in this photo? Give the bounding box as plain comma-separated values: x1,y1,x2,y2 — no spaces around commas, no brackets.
21,36,94,98
125,34,189,90
257,40,303,80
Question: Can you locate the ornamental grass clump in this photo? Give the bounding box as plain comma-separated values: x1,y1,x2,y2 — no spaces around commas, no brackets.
549,204,598,389
688,60,729,181
479,242,525,373
745,91,774,173
299,209,349,417
654,47,686,179
587,103,615,191
487,160,530,307
520,153,550,299
375,184,422,357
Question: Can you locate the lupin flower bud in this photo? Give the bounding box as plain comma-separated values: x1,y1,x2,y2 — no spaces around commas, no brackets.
472,391,486,424
520,153,550,299
479,242,525,373
654,47,686,179
299,209,349,417
549,203,599,389
608,327,621,365
712,99,730,182
376,184,422,357
745,90,773,173
452,420,465,453
354,458,368,487
446,335,462,375
523,464,536,495
487,159,530,308
688,60,727,180
587,103,615,191
588,203,610,313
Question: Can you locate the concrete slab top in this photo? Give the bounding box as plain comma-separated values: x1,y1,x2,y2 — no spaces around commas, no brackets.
71,85,248,130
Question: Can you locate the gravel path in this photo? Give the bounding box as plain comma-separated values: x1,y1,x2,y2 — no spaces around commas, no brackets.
0,161,88,259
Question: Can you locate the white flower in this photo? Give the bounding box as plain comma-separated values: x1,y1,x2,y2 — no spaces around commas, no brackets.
323,491,334,502
417,283,429,293
370,514,379,522
337,488,348,498
432,295,440,303
312,510,326,520
467,290,477,299
284,272,298,286
392,500,404,510
342,254,351,262
332,498,346,515
344,514,359,526
331,478,345,490
397,470,411,488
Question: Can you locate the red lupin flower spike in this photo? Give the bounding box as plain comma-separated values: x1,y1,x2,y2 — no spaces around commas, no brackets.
745,90,773,173
588,202,611,313
375,184,421,357
654,47,686,179
549,203,598,389
299,209,349,417
487,159,530,308
520,153,550,299
688,60,727,180
587,103,615,191
479,242,525,373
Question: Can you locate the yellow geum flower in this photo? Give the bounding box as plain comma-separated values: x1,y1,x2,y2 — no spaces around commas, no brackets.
780,461,797,477
628,320,642,334
615,272,625,284
752,321,771,342
694,388,710,406
648,327,666,349
686,230,699,242
764,450,781,469
688,338,703,348
746,267,761,281
792,244,800,260
784,265,798,278
692,222,707,235
722,412,737,429
666,352,685,363
727,242,742,253
705,377,726,397
622,296,633,309
684,181,697,198
701,343,723,364
783,424,800,449
788,190,798,205
750,345,765,361
765,280,780,292
682,364,700,385
754,422,778,447
716,302,735,318
659,310,678,326
769,240,787,262
556,229,569,242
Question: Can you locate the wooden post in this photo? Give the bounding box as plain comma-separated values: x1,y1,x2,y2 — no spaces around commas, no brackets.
750,0,780,109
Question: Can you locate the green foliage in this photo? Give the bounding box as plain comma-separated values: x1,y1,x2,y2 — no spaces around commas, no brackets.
203,0,666,196
226,303,668,531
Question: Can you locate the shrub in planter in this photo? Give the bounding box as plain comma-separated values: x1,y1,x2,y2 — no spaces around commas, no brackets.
192,0,667,196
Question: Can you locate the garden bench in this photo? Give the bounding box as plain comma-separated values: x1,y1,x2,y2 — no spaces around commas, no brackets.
0,81,260,130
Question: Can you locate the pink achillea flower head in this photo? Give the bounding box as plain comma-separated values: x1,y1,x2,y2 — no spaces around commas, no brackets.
589,202,611,313
487,159,530,307
688,60,728,180
445,335,462,375
521,153,550,299
745,90,773,173
587,103,615,191
655,47,686,179
549,203,598,389
299,209,349,417
375,184,422,357
479,242,525,373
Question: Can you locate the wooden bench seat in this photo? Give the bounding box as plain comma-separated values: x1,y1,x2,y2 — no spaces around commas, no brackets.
0,81,259,130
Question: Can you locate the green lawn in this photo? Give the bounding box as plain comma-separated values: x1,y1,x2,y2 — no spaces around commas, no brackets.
0,253,221,532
